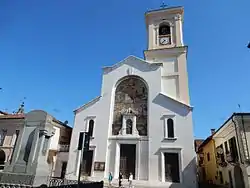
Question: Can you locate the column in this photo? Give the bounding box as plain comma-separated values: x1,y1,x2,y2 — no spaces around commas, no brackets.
161,152,165,182
8,128,25,167
154,27,159,47
133,116,138,135
121,117,126,135
170,23,174,45
26,128,40,173
136,141,141,180
29,128,40,163
114,142,120,179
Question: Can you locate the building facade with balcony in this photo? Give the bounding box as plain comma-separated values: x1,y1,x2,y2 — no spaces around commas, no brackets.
213,113,250,188
0,109,72,185
0,111,25,171
48,116,72,179
196,132,217,185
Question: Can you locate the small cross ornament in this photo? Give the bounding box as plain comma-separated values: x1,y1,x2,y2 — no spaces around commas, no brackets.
160,2,168,9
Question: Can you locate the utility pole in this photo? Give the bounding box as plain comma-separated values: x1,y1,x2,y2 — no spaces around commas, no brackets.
77,132,90,186
77,132,85,185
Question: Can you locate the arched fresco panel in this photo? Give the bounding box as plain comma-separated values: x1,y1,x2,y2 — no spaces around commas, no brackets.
112,76,148,136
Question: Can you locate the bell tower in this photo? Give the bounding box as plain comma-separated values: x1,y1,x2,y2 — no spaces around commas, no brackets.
144,6,190,105
145,5,184,50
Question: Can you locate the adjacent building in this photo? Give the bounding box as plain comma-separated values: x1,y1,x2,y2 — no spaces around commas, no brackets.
47,115,72,179
213,113,250,188
196,131,217,184
0,111,25,171
0,109,72,185
66,6,197,188
197,113,250,188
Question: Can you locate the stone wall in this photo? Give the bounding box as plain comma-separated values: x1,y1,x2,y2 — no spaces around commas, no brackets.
0,172,35,185
0,180,104,188
0,184,33,188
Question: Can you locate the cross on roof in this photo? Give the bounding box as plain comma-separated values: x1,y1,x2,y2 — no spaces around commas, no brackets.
160,2,168,9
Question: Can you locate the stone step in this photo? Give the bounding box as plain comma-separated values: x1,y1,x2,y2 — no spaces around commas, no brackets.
103,179,175,188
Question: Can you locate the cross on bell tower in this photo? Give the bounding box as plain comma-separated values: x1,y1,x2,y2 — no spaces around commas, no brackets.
160,2,168,9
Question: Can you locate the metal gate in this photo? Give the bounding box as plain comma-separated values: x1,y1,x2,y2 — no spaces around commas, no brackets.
120,156,128,178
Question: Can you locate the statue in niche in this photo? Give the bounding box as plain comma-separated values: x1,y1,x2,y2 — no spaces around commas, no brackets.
126,119,133,134
112,76,148,136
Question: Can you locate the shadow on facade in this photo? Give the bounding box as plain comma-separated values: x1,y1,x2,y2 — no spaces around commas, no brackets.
152,94,190,117
167,157,197,188
150,155,197,188
234,165,245,188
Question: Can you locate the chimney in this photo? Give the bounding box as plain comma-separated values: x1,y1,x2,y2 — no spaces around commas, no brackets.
211,129,216,135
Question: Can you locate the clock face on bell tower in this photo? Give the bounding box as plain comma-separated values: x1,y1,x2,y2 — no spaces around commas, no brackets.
159,37,170,45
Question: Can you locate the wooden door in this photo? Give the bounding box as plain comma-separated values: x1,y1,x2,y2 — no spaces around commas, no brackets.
82,150,93,176
119,144,136,179
120,156,127,177
60,162,67,179
164,153,180,183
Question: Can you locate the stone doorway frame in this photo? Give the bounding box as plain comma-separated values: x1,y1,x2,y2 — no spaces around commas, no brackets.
113,137,141,180
159,147,183,183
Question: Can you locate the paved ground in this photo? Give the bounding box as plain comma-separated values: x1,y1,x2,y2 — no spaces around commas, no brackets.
198,183,228,188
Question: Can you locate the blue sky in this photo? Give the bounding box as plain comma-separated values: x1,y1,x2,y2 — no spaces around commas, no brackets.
0,0,250,139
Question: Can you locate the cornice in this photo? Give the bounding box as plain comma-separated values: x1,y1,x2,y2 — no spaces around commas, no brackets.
102,55,163,75
74,96,101,114
144,46,188,59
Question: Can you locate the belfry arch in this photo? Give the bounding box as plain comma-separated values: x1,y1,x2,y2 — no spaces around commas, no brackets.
112,76,148,136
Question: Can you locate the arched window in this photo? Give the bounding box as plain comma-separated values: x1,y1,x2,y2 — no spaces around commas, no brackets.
167,118,174,138
113,76,148,136
126,119,133,134
159,23,171,45
159,23,171,36
88,120,94,137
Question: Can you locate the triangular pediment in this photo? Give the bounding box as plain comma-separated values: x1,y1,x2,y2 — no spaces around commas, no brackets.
102,55,162,74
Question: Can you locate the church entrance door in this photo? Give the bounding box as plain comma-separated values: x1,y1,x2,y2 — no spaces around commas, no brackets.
82,150,93,176
164,153,180,183
120,144,136,179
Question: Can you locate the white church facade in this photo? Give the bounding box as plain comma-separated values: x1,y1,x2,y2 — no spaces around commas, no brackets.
66,6,197,188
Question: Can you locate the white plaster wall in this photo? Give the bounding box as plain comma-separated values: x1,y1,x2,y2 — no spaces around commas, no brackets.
66,56,196,188
106,140,116,176
160,58,178,75
49,126,60,150
161,76,178,98
147,97,196,186
140,140,149,180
